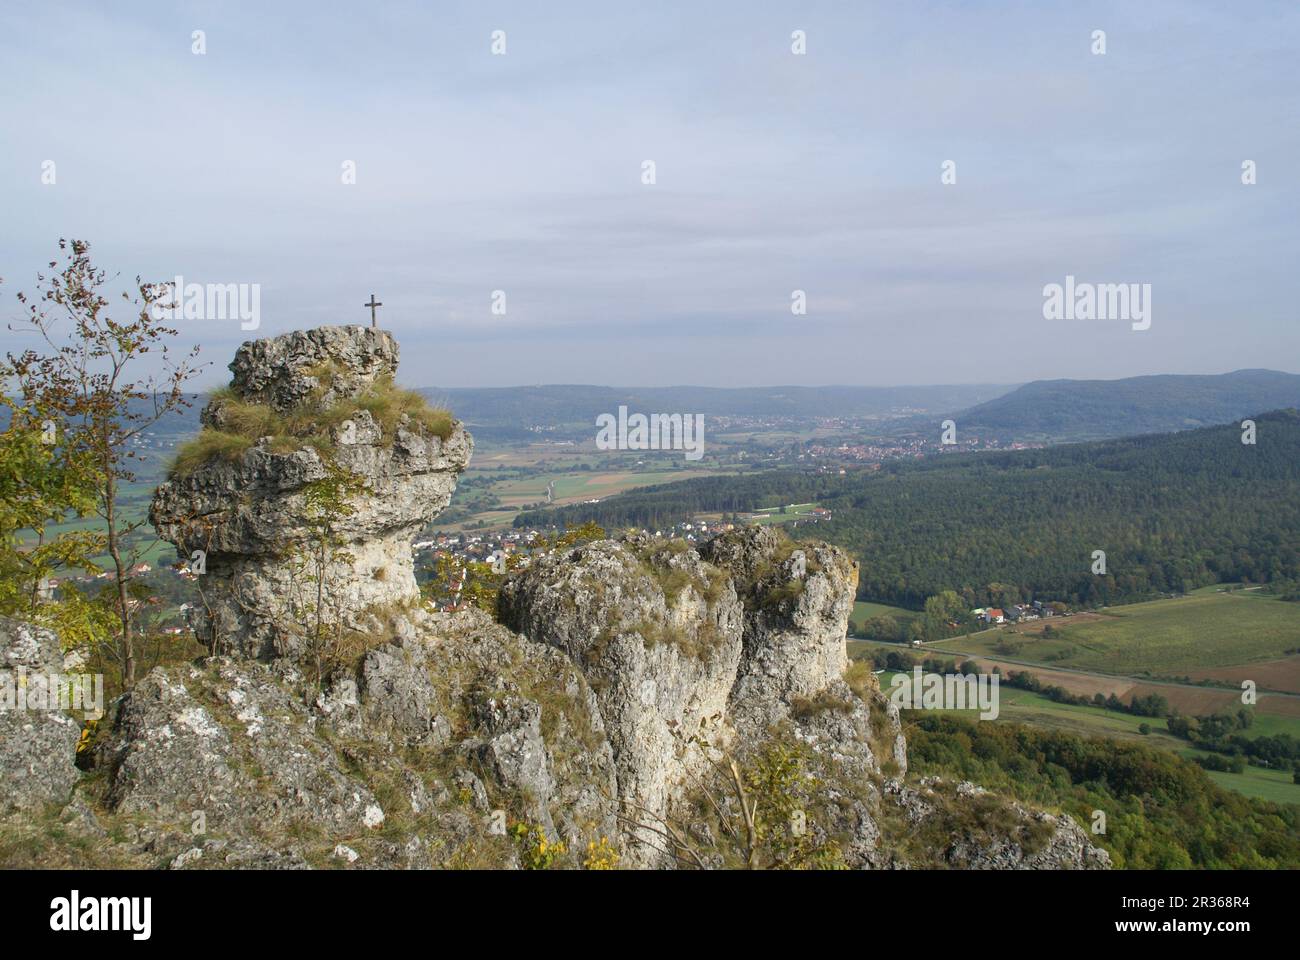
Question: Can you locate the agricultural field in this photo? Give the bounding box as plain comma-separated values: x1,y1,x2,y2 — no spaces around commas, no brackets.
930,590,1300,681
852,601,920,626
710,426,829,446
490,468,723,510
1184,657,1300,696
428,432,749,531
1199,765,1300,806
20,461,176,570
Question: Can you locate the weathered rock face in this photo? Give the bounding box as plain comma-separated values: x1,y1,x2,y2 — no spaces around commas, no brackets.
0,618,82,813
499,536,744,862
106,661,386,838
497,531,910,866
150,326,471,662
0,541,1108,871
881,778,1112,870
222,325,400,414
700,526,856,734
82,605,617,869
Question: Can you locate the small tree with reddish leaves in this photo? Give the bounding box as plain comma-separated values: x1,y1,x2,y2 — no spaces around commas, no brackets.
6,239,204,688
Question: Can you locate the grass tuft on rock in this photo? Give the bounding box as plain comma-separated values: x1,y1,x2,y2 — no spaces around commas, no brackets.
170,375,453,477
170,429,256,476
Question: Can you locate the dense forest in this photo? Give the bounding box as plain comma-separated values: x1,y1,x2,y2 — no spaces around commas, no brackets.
518,409,1300,609
906,714,1300,868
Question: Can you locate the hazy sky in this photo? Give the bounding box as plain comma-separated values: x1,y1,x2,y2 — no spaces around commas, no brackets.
2,1,1297,389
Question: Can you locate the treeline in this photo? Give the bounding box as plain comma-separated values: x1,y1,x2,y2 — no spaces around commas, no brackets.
1167,712,1300,773
948,369,1300,440
885,647,1300,775
999,670,1170,718
865,648,1169,721
858,648,974,676
906,714,1300,868
514,471,839,532
519,410,1300,609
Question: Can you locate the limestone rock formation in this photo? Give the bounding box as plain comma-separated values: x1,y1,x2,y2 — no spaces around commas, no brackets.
106,659,386,837
150,326,472,661
222,325,400,414
881,777,1113,870
498,536,745,860
497,530,916,866
75,606,618,869
700,526,857,734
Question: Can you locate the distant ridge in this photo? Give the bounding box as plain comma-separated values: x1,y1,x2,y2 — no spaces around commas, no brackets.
416,383,1015,440
943,369,1300,442
84,370,1300,448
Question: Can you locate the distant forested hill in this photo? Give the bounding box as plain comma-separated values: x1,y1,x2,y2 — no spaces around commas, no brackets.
942,369,1300,442
517,409,1300,609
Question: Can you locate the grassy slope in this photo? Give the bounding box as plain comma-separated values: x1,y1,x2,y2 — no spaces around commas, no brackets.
930,591,1300,676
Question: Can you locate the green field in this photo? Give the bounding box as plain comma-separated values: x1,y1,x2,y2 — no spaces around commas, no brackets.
931,591,1300,676
1200,765,1300,805
853,601,920,624
21,471,173,571
875,668,1300,804
441,437,741,530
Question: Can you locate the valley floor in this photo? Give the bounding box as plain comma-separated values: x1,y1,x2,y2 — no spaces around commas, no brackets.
851,588,1300,806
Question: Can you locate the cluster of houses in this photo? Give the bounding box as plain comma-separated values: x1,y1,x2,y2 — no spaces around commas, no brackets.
416,517,756,575
971,600,1060,625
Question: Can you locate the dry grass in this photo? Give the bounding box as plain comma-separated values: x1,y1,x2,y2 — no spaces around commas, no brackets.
170,429,256,476
170,375,453,477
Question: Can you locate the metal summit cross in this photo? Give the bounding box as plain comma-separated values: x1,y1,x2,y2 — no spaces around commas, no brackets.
364,293,383,327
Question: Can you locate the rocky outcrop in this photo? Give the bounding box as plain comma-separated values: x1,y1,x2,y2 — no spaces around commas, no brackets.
106,660,386,837
150,326,472,661
497,530,913,866
2,590,1107,869
498,536,744,861
700,526,857,734
67,606,617,869
0,618,82,812
881,778,1112,870
223,326,400,413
